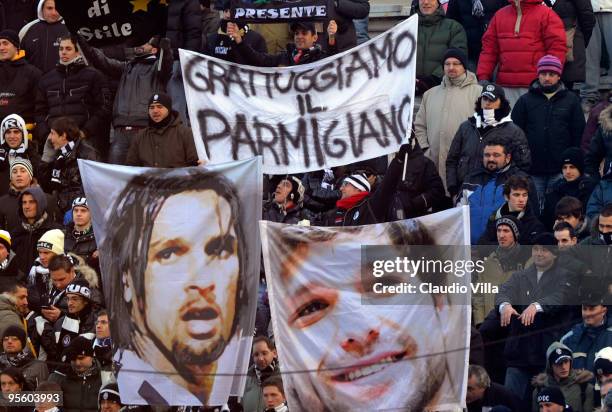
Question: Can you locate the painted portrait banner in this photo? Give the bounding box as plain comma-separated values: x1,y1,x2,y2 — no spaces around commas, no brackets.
79,157,262,406
180,15,417,175
260,206,471,412
230,0,330,23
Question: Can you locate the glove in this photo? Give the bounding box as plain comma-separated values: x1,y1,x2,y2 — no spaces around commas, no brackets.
397,142,412,160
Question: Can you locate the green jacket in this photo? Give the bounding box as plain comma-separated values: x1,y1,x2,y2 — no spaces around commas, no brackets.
415,8,468,79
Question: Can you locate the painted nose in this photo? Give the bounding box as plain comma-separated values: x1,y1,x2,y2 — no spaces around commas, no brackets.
340,329,380,356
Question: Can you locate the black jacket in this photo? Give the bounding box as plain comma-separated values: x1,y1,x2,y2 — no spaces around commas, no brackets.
12,217,61,275
446,115,531,195
42,305,96,363
63,224,98,273
235,41,330,67
542,175,597,229
387,143,446,220
495,261,575,369
318,155,404,226
302,170,342,213
467,382,522,412
478,202,547,245
0,53,41,123
36,59,111,149
319,0,370,52
0,0,35,32
262,202,304,224
206,28,268,64
49,365,102,412
39,139,98,214
0,187,59,233
20,19,70,74
585,105,612,177
446,0,506,62
77,35,173,128
166,0,202,59
512,81,585,175
0,143,41,196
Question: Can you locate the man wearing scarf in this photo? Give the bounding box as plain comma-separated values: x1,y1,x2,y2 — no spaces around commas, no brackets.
0,114,41,196
0,325,48,389
126,93,200,168
415,48,482,196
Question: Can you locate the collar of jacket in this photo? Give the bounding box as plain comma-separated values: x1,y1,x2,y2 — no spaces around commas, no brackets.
416,7,445,25
442,71,479,89
528,78,567,97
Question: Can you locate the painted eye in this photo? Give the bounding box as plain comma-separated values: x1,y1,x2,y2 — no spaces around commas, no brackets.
156,246,180,262
297,300,329,318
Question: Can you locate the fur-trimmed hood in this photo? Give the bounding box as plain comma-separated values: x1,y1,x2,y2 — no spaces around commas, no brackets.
600,104,612,134
532,368,594,388
70,253,99,289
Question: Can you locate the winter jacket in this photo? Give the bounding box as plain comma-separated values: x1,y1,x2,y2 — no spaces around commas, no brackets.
512,80,585,175
446,112,531,195
585,105,612,177
205,27,268,64
386,142,446,220
0,0,36,33
242,362,281,412
459,163,536,244
302,170,342,213
0,251,23,285
531,342,594,412
125,112,199,168
586,176,612,219
18,2,69,75
0,350,48,389
0,294,24,340
415,72,482,193
42,305,96,363
446,0,506,62
262,202,304,224
39,139,98,214
561,315,612,373
0,142,41,197
12,187,62,274
77,35,173,128
477,0,567,88
495,261,575,369
478,202,546,245
50,365,102,412
0,187,59,234
166,0,202,60
318,155,404,226
234,41,331,67
542,175,597,229
545,0,595,83
414,7,468,80
35,58,111,149
319,0,370,52
467,382,522,411
0,51,42,123
582,99,611,152
63,224,98,274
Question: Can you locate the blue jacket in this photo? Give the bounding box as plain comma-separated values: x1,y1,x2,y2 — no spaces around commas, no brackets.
586,178,612,219
561,315,612,373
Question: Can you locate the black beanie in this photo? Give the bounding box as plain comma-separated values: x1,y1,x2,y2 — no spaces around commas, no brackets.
537,387,566,407
2,325,26,349
99,382,121,405
533,232,559,254
148,92,172,111
0,30,19,49
65,336,94,361
442,48,467,69
495,215,521,242
560,147,584,174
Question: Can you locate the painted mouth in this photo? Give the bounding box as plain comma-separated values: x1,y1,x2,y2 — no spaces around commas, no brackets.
182,307,218,321
331,351,407,382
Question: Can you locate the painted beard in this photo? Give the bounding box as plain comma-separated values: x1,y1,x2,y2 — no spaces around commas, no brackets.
172,336,228,382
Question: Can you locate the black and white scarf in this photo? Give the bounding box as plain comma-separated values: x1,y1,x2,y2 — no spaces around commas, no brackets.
51,141,76,186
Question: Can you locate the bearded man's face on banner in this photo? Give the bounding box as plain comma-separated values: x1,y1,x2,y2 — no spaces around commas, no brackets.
278,230,448,411
142,189,240,366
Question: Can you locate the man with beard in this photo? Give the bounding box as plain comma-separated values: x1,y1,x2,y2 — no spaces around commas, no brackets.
0,325,48,389
103,168,249,405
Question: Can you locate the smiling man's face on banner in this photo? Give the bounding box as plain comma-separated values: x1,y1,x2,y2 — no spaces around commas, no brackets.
274,227,450,411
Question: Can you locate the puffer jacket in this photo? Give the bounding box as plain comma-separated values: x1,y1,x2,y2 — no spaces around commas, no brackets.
586,175,612,219
542,175,597,228
585,105,612,177
531,342,594,412
262,202,304,224
63,223,98,273
77,35,173,128
320,0,370,52
477,0,567,87
414,7,468,80
35,58,111,148
0,0,36,33
166,0,202,60
446,0,506,62
125,112,198,168
18,0,69,74
545,0,595,83
49,364,102,412
446,109,531,195
512,80,585,175
0,50,42,123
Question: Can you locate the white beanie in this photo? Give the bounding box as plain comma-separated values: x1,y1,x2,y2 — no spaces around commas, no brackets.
36,229,64,255
0,114,28,150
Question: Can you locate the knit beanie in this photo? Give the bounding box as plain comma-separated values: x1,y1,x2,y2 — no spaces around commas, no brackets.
9,158,34,180
495,215,521,242
2,325,26,349
36,229,64,255
66,279,91,301
532,232,559,255
0,30,19,49
0,230,10,252
71,197,88,210
1,114,28,150
343,173,371,192
148,93,172,110
287,176,305,204
442,48,468,69
537,55,563,76
537,387,566,407
99,383,121,405
560,147,584,174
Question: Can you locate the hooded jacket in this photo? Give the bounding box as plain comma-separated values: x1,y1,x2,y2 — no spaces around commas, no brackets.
0,50,42,123
18,0,69,74
0,113,41,196
561,314,612,373
477,0,567,87
446,100,531,195
531,341,594,412
0,294,24,340
586,176,612,219
511,80,585,175
585,105,612,177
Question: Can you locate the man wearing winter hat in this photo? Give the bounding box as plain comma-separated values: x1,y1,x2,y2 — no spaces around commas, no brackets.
263,176,306,224
0,324,48,389
0,30,42,128
0,114,41,197
415,47,482,194
63,197,99,274
537,386,571,411
99,382,122,412
125,92,200,168
512,55,585,213
495,232,576,403
0,230,21,281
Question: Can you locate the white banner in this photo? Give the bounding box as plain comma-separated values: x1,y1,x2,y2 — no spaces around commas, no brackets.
260,207,471,411
180,15,417,174
79,158,262,406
